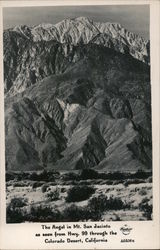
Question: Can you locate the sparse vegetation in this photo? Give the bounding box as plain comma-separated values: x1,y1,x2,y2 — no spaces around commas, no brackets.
61,172,79,181
139,199,152,220
139,188,147,196
6,170,152,222
13,181,27,187
79,169,99,180
66,185,95,202
8,197,28,209
7,205,25,223
88,194,126,212
62,204,101,221
27,206,61,222
41,183,49,193
6,172,15,181
46,189,60,201
147,176,152,183
6,197,28,223
29,170,56,182
32,181,44,189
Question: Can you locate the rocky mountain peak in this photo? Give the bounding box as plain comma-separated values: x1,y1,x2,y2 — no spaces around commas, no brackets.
75,16,92,21
12,24,32,39
4,16,149,65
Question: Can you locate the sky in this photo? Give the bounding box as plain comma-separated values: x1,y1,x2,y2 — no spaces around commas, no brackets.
3,5,149,39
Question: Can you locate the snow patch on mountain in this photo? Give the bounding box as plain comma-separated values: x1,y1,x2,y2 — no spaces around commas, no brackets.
10,16,149,64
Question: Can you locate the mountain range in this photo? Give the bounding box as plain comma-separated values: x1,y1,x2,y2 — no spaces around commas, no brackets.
4,17,152,172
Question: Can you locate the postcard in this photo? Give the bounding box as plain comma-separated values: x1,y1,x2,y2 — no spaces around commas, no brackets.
0,0,159,249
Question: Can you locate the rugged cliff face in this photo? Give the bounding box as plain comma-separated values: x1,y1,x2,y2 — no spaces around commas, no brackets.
4,17,150,94
6,17,149,61
4,17,151,172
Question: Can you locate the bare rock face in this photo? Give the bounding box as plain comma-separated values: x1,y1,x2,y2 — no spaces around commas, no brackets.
4,18,151,172
3,17,150,95
10,17,149,64
5,97,66,170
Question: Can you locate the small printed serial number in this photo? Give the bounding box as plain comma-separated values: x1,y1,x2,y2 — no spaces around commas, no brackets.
121,239,135,243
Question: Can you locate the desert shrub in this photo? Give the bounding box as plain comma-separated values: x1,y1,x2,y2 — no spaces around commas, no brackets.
61,172,79,181
29,172,39,181
6,172,15,181
96,170,152,181
13,181,30,187
88,195,107,212
6,172,31,182
140,197,150,205
29,170,56,182
79,169,99,180
62,195,127,221
139,201,152,220
41,184,49,193
61,187,66,193
6,197,28,223
106,172,126,180
138,188,147,196
123,181,129,187
88,194,125,212
46,189,60,201
16,172,28,181
110,197,126,209
147,176,152,183
24,181,32,186
6,206,25,223
13,181,27,187
50,171,60,179
62,205,86,221
133,170,152,179
8,197,28,209
113,214,121,221
66,185,95,202
6,182,12,187
62,204,101,221
22,172,31,179
32,181,44,189
27,205,61,222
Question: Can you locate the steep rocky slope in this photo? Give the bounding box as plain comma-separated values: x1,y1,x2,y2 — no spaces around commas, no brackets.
4,18,151,172
4,17,149,94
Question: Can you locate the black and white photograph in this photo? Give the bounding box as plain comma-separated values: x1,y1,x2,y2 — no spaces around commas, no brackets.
3,4,153,224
